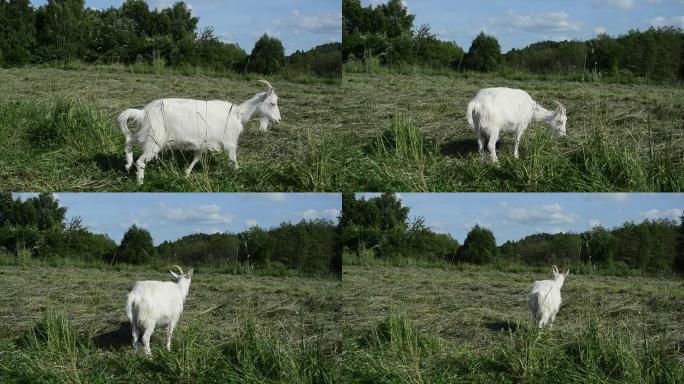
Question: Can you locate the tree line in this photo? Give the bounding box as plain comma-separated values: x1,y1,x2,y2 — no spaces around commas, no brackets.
0,0,341,77
342,0,683,83
0,193,341,278
342,193,684,276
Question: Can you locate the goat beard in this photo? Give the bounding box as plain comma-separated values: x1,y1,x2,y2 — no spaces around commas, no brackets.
259,117,270,132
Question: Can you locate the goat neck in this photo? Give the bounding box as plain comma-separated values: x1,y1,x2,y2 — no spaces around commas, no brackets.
235,92,266,124
531,103,558,124
176,278,192,301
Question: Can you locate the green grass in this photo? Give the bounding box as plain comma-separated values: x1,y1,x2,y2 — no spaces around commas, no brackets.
341,265,684,383
1,68,682,191
0,67,343,191
0,265,340,383
340,72,684,191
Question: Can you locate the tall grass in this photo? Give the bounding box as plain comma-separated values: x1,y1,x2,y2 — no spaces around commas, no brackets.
0,310,337,383
342,312,684,383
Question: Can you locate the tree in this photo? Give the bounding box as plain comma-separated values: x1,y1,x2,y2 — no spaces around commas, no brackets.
464,32,501,72
0,0,36,66
117,225,155,264
457,225,497,264
675,215,684,274
247,34,285,74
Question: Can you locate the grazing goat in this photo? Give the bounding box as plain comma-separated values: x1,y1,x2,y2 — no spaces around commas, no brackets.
117,80,281,184
528,265,569,328
466,87,567,163
125,265,194,355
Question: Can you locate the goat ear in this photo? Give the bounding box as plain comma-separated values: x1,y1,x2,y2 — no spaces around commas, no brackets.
564,269,570,276
187,268,194,278
170,270,178,279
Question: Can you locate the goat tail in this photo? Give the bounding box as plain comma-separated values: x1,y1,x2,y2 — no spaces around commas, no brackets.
528,292,542,320
117,108,145,141
466,101,475,129
125,293,137,323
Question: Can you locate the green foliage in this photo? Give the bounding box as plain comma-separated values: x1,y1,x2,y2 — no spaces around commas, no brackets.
342,0,463,69
342,2,683,82
287,43,342,78
0,0,338,77
247,34,286,75
342,193,459,262
675,215,684,274
116,224,155,265
0,0,36,66
464,32,502,72
457,224,497,264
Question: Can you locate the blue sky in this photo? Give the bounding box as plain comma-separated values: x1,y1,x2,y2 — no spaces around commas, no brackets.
13,193,341,244
32,0,341,54
363,0,684,52
357,193,683,244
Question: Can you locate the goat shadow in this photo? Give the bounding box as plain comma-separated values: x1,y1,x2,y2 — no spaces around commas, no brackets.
90,152,126,173
90,150,221,175
440,138,504,158
92,321,132,350
484,321,519,333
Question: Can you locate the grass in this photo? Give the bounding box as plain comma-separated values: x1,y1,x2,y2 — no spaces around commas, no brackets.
340,72,684,191
0,67,343,191
341,265,684,383
0,265,340,383
1,67,682,191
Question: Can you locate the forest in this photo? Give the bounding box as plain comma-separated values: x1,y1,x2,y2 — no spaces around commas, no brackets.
0,193,341,278
342,193,684,276
342,0,684,82
0,0,341,77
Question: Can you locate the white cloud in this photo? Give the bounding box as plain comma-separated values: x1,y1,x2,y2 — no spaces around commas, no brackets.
647,0,662,4
503,10,581,32
589,219,601,227
246,219,258,228
277,10,341,35
592,0,635,9
499,203,575,225
155,203,233,225
639,208,683,220
301,208,339,220
594,26,607,34
647,16,684,27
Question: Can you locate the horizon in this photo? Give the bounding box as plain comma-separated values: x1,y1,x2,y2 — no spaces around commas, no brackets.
356,193,683,245
362,0,683,53
31,0,342,55
12,193,341,245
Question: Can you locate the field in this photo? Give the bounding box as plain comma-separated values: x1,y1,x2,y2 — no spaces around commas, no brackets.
0,67,342,192
0,265,340,383
340,73,684,191
2,68,682,192
342,265,684,383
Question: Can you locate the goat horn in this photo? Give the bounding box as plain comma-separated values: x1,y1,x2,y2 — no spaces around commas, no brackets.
554,101,566,114
172,265,184,275
257,79,273,89
552,265,559,274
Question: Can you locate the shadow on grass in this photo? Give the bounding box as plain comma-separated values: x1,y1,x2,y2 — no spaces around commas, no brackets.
484,321,519,333
440,138,498,158
92,321,132,350
91,152,126,173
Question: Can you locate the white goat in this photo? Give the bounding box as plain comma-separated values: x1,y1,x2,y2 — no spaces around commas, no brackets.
117,80,281,184
527,265,569,328
466,87,567,163
125,265,194,355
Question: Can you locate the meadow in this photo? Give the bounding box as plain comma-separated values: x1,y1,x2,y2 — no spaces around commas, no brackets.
0,66,343,192
1,67,682,191
340,72,684,191
0,265,340,383
342,265,684,383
